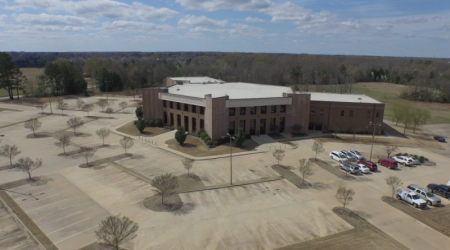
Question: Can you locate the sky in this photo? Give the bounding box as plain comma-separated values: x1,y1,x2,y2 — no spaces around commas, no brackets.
0,0,449,57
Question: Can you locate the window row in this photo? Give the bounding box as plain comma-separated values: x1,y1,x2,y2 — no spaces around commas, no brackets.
229,117,285,135
229,105,286,116
311,109,380,118
163,112,204,132
163,100,204,115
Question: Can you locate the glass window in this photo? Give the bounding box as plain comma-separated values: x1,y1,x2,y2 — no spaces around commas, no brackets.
350,111,353,117
200,107,205,115
271,106,276,113
367,111,371,118
320,109,324,116
280,105,286,113
341,110,345,116
240,107,246,115
279,117,285,133
229,108,235,116
240,120,246,131
192,106,197,113
169,101,173,108
163,100,166,107
270,118,276,131
311,110,315,115
177,102,180,110
261,106,267,114
229,121,235,134
250,106,256,115
184,104,188,111
376,112,379,118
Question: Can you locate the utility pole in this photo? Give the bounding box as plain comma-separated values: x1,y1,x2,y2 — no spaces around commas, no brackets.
369,122,382,161
224,133,235,185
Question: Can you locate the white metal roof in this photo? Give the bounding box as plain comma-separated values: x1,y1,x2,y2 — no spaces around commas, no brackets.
310,92,381,104
167,82,293,99
168,77,223,84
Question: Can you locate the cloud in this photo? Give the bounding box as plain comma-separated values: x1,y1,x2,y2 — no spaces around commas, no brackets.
388,17,428,24
178,15,227,27
217,23,265,36
245,17,264,23
13,0,178,20
175,0,271,11
15,13,95,26
100,20,172,33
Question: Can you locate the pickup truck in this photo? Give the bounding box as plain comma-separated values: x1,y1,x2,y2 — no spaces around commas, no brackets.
427,184,450,198
395,189,427,208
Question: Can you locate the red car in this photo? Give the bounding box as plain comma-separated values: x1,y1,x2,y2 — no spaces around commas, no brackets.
378,159,398,169
358,160,378,172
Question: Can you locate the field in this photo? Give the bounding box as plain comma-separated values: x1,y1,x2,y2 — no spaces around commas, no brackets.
0,68,44,97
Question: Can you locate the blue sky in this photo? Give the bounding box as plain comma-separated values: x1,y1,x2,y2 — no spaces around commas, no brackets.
0,0,449,57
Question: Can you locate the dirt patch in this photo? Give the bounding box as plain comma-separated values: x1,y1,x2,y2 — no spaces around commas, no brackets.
166,136,259,157
382,196,450,237
79,242,126,250
143,194,196,215
58,144,107,156
79,154,131,168
310,158,355,181
177,173,206,193
117,121,169,137
276,207,408,250
271,165,311,189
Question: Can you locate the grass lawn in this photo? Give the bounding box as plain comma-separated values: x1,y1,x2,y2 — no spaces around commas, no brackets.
166,136,259,157
117,121,169,137
0,68,46,98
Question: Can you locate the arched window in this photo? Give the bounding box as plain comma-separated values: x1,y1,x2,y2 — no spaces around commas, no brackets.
311,110,315,115
341,110,345,116
320,109,324,116
350,111,354,117
376,112,380,118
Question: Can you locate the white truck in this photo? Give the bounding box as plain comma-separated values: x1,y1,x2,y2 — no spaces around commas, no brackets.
395,189,427,209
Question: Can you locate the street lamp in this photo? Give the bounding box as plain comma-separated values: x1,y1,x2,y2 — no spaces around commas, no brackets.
223,133,235,185
369,122,382,161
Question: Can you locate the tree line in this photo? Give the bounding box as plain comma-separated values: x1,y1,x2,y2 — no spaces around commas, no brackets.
2,52,450,102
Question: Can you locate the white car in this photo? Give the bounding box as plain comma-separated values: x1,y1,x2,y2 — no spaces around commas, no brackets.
348,150,364,160
357,164,371,174
341,150,358,161
392,156,414,166
405,156,420,165
329,151,348,162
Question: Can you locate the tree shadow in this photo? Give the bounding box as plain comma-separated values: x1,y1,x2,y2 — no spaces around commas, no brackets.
311,182,332,190
353,210,373,219
26,133,52,139
143,194,196,215
30,177,54,186
130,154,145,160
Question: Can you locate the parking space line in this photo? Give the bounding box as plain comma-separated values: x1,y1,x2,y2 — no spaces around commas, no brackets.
32,205,73,219
55,225,98,244
47,217,90,235
8,241,31,250
26,199,67,213
21,193,61,207
38,211,83,227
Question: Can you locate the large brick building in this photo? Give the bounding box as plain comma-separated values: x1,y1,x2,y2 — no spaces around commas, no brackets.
142,77,384,141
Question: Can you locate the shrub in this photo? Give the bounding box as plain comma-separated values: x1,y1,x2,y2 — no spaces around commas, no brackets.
148,120,156,127
418,156,425,163
206,140,213,146
135,119,145,133
412,154,419,159
175,126,187,145
402,153,409,156
155,119,162,127
204,136,211,142
395,153,402,156
213,141,219,146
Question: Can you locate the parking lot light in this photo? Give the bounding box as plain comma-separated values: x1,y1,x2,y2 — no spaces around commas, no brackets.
369,122,382,161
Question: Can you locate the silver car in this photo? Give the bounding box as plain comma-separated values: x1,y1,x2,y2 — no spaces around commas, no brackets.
407,184,441,206
341,150,358,161
340,162,361,175
349,150,365,160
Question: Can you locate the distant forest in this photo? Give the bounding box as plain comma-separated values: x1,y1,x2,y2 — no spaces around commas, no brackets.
7,52,450,102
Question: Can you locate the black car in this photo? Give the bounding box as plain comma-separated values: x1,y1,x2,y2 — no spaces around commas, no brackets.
427,184,450,198
434,136,446,142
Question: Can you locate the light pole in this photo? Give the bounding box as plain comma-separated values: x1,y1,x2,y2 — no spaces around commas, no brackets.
369,122,382,161
223,133,235,185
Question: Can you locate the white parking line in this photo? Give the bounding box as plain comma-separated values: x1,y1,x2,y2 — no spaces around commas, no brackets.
55,225,98,244
32,205,73,219
21,193,61,207
26,199,67,213
38,211,83,227
47,217,90,235
8,241,31,250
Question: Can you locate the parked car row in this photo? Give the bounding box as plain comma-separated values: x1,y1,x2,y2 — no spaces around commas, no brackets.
377,155,421,170
330,150,378,175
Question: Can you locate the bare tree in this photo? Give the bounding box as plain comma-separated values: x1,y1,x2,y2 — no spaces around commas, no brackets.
272,149,285,166
120,136,134,155
96,215,139,250
97,99,109,111
181,157,194,177
67,117,85,135
384,145,399,158
24,118,42,136
56,99,68,115
76,99,85,110
311,141,325,159
82,103,94,117
15,157,42,180
35,103,48,114
335,185,355,213
151,173,179,204
55,134,71,154
95,128,111,145
79,147,95,166
411,107,431,133
385,176,403,198
0,144,21,167
299,158,314,185
105,107,114,118
119,101,128,113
